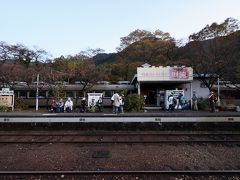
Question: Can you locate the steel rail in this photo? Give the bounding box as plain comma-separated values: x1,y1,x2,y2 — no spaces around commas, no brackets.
0,140,240,143
0,170,239,175
0,132,240,136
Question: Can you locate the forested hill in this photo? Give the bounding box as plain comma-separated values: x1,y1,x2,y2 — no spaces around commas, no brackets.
91,30,240,86
92,53,117,65
93,30,240,67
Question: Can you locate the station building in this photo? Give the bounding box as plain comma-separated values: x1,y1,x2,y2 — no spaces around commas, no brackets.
131,63,210,109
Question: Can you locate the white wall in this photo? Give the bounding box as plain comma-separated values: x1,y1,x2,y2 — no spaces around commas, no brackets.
185,80,210,100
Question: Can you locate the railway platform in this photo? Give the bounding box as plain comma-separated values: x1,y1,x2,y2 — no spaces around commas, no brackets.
0,110,239,123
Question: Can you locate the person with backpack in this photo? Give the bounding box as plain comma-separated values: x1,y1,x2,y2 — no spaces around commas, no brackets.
177,93,185,110
168,93,176,111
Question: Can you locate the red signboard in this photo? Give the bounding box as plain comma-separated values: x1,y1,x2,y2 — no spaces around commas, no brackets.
169,67,189,79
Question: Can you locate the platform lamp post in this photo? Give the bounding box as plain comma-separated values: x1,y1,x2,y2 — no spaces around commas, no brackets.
36,74,39,111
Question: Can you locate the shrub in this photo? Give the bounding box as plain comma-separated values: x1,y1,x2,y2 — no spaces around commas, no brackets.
15,98,29,110
0,106,9,112
52,86,65,99
124,94,145,112
197,97,209,111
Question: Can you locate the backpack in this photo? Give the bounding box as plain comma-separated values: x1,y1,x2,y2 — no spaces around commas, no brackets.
192,95,197,101
180,96,185,104
173,98,177,105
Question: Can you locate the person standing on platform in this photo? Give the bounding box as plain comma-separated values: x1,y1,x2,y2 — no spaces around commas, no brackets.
119,94,125,113
209,91,217,112
168,93,175,111
192,91,198,111
96,96,103,112
80,97,87,113
111,92,120,113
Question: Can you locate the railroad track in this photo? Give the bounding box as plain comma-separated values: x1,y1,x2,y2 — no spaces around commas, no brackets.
0,131,239,179
0,170,240,175
0,131,240,143
0,170,239,174
0,170,239,180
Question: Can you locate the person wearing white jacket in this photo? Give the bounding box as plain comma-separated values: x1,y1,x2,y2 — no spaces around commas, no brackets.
111,92,120,113
64,97,73,112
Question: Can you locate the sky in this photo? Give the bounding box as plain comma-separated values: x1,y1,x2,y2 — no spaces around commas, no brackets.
0,0,240,58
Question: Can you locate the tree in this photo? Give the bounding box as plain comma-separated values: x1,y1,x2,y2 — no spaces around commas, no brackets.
111,29,176,81
0,41,12,64
9,44,49,68
117,29,174,52
220,31,240,90
78,48,105,58
110,61,142,81
189,17,239,41
116,30,176,64
181,17,240,91
0,41,51,94
52,52,104,90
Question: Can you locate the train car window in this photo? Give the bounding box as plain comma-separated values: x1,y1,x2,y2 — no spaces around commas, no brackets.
66,91,74,98
104,90,112,97
39,91,46,98
48,91,54,97
29,90,36,97
19,91,27,98
76,91,84,98
29,90,46,98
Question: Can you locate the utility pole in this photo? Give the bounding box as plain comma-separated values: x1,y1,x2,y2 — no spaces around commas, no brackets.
36,74,39,111
217,75,220,107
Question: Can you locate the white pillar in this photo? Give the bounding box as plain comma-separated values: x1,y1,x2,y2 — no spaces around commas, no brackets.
190,82,193,109
137,82,141,95
36,74,39,111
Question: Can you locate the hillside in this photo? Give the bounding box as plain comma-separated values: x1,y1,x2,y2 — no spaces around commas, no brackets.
93,30,240,67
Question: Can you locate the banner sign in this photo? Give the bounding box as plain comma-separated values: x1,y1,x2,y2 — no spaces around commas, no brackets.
87,93,103,107
0,88,14,95
169,67,189,80
0,96,13,106
137,66,193,81
0,88,14,110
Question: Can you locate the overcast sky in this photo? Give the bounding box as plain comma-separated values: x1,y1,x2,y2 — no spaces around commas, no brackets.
1,0,239,58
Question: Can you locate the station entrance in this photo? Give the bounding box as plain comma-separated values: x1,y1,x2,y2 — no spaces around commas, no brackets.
135,64,193,109
140,83,185,109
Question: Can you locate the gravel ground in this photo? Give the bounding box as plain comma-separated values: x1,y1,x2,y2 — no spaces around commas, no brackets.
0,143,239,171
